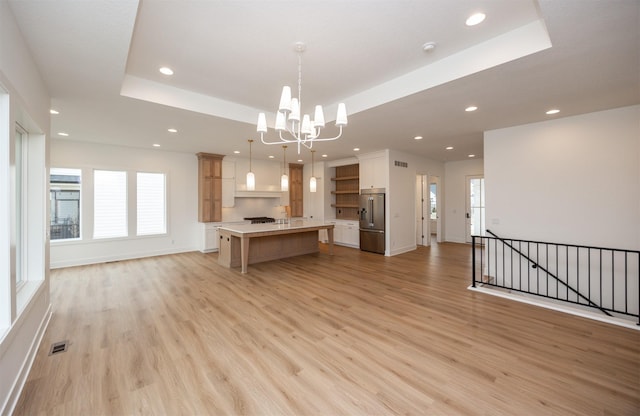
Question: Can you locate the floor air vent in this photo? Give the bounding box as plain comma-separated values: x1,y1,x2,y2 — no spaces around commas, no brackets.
49,340,69,356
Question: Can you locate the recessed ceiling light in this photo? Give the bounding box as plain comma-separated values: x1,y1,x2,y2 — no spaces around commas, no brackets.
353,148,360,151
465,106,478,112
446,146,454,150
153,143,161,147
322,154,328,158
233,150,240,154
466,12,486,26
268,155,275,159
167,128,177,133
159,66,174,76
414,136,423,140
58,132,69,137
546,109,560,115
50,109,59,115
297,159,303,162
468,154,476,158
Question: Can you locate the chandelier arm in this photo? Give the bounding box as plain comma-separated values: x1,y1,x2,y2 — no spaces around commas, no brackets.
260,132,297,146
301,126,344,142
278,130,301,144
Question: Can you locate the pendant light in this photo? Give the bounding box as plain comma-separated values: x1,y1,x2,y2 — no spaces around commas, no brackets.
281,145,289,192
246,139,255,191
309,150,317,193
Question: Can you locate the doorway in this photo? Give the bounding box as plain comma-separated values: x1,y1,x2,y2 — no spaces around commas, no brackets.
465,175,485,243
416,174,441,246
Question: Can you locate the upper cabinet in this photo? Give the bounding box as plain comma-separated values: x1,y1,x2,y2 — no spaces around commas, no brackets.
289,163,304,217
358,150,388,190
197,153,224,222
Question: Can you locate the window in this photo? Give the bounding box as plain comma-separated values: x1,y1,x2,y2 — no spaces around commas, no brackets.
50,168,81,240
93,170,127,239
137,172,166,236
15,125,26,287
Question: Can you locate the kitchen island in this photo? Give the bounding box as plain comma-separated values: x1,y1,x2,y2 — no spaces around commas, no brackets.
217,220,334,273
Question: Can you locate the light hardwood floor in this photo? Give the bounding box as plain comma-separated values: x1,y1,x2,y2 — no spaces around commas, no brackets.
14,243,640,415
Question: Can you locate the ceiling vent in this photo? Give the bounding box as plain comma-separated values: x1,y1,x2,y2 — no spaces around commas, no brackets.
394,160,408,168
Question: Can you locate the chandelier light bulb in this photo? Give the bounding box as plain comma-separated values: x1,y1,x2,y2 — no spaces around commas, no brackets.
313,105,325,128
279,86,292,112
275,112,286,130
257,113,267,133
289,98,300,122
336,103,348,126
301,115,312,135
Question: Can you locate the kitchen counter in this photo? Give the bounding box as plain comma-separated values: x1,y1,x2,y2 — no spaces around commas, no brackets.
217,220,335,273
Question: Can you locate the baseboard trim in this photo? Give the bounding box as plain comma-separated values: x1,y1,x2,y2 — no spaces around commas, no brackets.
2,303,52,416
469,285,639,330
50,247,197,269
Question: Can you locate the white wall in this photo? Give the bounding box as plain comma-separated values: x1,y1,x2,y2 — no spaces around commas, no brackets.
303,160,327,221
444,158,485,243
485,105,640,250
50,140,200,268
388,149,444,255
0,2,51,414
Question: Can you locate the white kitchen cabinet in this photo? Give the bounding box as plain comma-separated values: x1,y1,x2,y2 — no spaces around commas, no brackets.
331,220,359,248
358,151,387,190
200,223,221,253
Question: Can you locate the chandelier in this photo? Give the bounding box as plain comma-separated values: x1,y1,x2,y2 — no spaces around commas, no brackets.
257,42,348,154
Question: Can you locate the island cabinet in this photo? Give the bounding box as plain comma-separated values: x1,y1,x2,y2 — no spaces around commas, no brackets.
289,163,304,217
217,220,335,273
197,152,224,223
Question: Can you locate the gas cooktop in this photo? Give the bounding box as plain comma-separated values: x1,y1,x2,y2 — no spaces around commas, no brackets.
244,217,276,224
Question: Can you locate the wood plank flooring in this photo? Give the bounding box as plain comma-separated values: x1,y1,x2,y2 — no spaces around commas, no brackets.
13,243,640,415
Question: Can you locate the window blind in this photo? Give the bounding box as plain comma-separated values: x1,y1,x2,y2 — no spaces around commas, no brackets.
137,172,166,236
93,170,127,239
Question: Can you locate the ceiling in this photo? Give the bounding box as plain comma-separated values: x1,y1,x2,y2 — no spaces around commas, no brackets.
7,0,640,164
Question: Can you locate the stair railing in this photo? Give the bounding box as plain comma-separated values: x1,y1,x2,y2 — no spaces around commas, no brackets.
471,230,639,324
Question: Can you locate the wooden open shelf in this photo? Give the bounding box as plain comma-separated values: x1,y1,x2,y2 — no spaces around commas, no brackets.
331,204,359,208
332,164,359,220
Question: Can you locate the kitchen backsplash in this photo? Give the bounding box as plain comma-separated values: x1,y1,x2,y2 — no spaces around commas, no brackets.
221,197,288,222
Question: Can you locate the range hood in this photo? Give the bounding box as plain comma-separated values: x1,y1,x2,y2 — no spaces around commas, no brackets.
235,190,282,198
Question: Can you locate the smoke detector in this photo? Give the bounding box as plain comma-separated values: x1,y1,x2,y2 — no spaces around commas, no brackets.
422,42,437,52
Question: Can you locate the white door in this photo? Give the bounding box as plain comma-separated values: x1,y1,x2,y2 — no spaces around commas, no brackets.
465,175,485,243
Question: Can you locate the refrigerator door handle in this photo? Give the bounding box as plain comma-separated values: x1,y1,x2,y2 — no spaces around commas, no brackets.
360,229,384,234
368,197,374,226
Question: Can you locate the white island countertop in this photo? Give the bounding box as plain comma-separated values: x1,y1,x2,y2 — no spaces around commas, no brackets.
218,219,334,234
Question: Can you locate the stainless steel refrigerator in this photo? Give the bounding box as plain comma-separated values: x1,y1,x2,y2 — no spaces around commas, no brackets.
359,188,385,254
